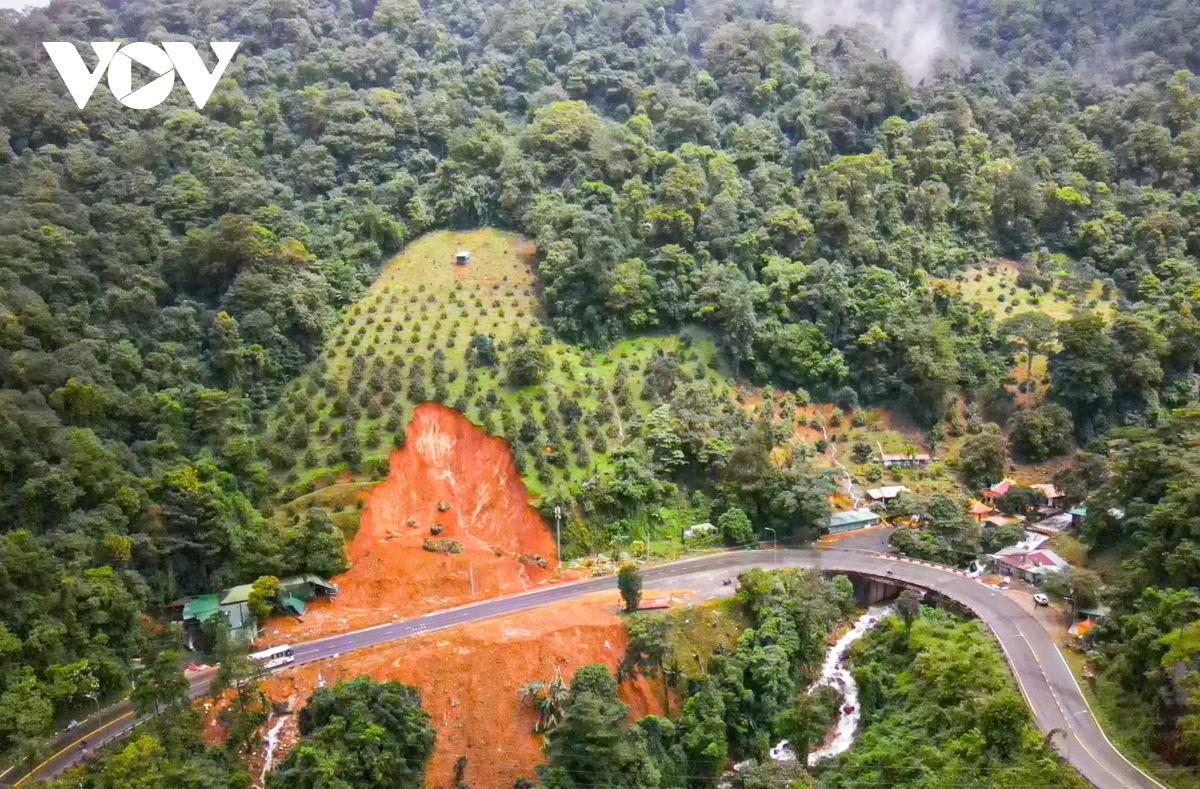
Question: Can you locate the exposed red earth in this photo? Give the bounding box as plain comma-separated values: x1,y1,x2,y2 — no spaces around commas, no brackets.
265,403,558,644
259,592,674,788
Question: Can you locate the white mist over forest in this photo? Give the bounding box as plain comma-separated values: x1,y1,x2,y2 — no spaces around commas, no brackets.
787,0,955,81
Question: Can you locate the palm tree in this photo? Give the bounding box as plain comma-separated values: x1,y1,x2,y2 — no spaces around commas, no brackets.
519,667,569,733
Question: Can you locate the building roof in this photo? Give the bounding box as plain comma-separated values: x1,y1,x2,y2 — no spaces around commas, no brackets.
219,575,336,608
1029,483,1063,500
866,485,908,500
829,509,881,528
982,514,1024,528
969,499,997,516
995,548,1069,577
982,478,1016,498
1070,619,1096,637
1030,512,1073,534
456,249,470,257
221,584,254,605
280,574,338,594
879,453,931,463
280,593,306,616
994,533,1051,556
1069,506,1088,518
1027,551,1067,568
182,594,221,622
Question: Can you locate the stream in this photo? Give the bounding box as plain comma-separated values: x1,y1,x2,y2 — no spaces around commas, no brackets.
769,603,894,766
259,715,290,785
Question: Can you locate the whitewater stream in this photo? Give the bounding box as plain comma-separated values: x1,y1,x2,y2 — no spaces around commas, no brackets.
259,715,290,785
769,603,894,766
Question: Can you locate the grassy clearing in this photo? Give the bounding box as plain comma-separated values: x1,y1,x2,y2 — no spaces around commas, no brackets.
934,261,1113,410
760,400,963,497
275,481,376,538
662,598,749,681
1062,650,1200,789
264,229,724,511
938,260,1113,323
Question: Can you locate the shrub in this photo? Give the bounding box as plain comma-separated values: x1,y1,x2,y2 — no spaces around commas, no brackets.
717,507,756,547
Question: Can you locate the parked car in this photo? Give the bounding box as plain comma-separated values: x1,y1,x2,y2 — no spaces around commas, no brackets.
1033,593,1050,607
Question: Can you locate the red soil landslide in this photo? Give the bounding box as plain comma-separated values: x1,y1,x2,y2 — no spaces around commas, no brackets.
260,593,673,789
265,403,557,644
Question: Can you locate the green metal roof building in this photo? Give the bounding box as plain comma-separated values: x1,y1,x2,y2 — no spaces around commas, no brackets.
170,574,338,643
826,509,882,534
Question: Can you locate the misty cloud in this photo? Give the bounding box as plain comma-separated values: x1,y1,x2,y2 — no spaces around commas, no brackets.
785,0,955,83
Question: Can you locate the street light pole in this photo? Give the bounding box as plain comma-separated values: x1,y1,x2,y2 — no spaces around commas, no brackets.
1061,709,1088,760
764,527,777,564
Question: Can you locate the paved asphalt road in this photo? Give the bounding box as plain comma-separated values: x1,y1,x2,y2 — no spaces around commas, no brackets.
1,549,1162,789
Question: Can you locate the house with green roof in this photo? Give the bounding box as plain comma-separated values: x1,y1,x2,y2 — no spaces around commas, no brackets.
826,509,882,534
168,574,337,643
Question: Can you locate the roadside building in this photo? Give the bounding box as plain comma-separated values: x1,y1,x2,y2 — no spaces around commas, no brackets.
455,250,471,264
683,523,717,539
169,574,338,643
865,485,908,508
1069,506,1087,530
991,545,1069,584
826,509,882,534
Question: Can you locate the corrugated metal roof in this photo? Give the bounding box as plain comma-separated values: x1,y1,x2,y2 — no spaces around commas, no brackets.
280,574,337,594
182,594,221,622
281,593,305,616
221,584,254,605
867,486,908,500
829,509,881,527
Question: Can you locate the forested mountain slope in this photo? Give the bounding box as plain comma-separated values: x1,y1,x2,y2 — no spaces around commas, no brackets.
4,0,1200,777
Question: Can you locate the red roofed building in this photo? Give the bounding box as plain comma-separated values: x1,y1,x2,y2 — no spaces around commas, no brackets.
981,478,1016,503
992,547,1069,583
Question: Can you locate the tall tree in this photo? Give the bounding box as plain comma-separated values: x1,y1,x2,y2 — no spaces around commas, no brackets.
1001,312,1056,390
618,564,644,613
268,678,436,789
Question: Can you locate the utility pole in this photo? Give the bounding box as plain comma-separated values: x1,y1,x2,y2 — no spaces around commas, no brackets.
554,505,562,572
469,564,475,597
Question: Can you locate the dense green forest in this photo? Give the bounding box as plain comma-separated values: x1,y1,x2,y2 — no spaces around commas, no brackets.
7,0,1200,780
824,606,1083,788
532,569,856,787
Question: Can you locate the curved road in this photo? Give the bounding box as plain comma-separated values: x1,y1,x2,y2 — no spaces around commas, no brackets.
1,549,1162,789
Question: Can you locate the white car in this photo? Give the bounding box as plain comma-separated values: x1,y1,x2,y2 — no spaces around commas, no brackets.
1033,593,1050,607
